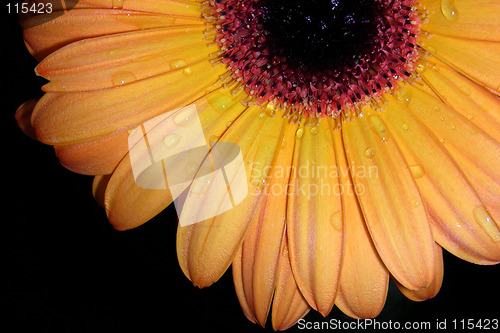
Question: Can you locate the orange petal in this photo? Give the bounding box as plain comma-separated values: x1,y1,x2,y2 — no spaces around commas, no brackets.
104,151,173,230
37,26,215,92
92,174,111,208
55,132,128,175
342,109,436,291
420,58,500,143
420,0,500,41
232,121,297,327
396,243,444,301
421,35,500,93
176,107,288,288
271,239,311,331
405,86,500,241
286,119,343,316
382,88,500,263
15,99,38,140
32,60,225,145
23,8,201,60
333,121,389,319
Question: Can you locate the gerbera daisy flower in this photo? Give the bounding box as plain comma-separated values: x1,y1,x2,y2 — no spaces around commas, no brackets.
13,0,500,330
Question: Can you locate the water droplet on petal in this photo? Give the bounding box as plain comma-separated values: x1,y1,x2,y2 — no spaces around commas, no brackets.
369,115,390,142
183,67,193,75
169,59,187,70
112,71,136,86
162,134,180,148
460,86,471,96
473,206,500,242
207,92,234,112
310,127,318,135
295,128,304,139
185,161,198,177
331,211,342,231
173,106,197,127
441,0,459,22
113,0,124,9
280,138,287,149
410,165,425,179
364,147,375,158
402,123,409,131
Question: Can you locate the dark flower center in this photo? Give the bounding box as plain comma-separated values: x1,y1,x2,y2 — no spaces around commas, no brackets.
258,0,379,71
206,0,420,117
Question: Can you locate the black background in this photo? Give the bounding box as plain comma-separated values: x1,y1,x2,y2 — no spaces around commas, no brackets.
2,5,500,333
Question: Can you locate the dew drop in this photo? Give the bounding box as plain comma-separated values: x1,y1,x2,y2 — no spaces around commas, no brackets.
369,115,390,142
440,0,459,22
185,160,198,177
331,211,343,231
310,127,318,135
173,106,197,127
280,138,287,149
111,71,136,86
467,114,474,120
460,86,471,96
416,64,425,73
162,134,180,148
410,165,425,179
295,128,304,139
169,59,187,70
207,92,234,113
183,67,193,75
191,170,213,194
402,123,409,131
112,0,124,9
364,147,375,158
439,138,445,143
473,206,500,242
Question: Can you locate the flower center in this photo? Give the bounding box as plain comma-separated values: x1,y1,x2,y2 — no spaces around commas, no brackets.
258,0,379,71
205,0,420,118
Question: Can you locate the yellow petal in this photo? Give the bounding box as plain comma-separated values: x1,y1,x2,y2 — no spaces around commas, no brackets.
92,174,111,208
396,243,444,301
286,119,343,316
421,35,500,93
420,0,500,41
104,151,173,230
271,239,311,331
342,109,435,290
176,107,288,288
32,60,225,145
38,26,215,92
420,58,500,143
382,88,500,263
333,120,389,319
23,8,201,60
405,86,500,241
232,122,297,327
54,132,128,175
